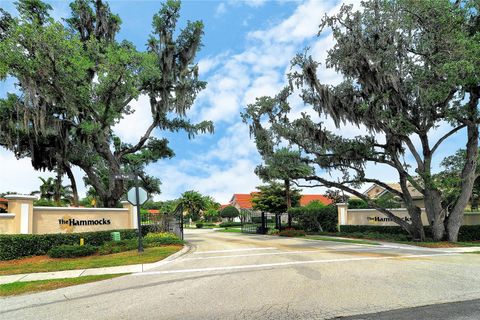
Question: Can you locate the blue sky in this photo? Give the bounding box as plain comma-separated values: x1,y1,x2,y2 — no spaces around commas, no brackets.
0,0,466,203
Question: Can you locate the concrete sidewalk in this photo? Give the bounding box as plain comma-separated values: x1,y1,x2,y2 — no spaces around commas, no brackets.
0,245,190,285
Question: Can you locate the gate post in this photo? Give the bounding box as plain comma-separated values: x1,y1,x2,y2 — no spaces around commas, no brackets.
261,212,266,234
337,203,348,231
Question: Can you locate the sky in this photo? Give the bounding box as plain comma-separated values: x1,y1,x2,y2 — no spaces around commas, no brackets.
0,0,466,204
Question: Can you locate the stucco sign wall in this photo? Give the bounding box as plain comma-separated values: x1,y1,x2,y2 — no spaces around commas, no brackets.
0,195,137,235
336,203,480,227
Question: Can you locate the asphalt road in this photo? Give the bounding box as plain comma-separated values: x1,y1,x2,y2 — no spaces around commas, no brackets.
1,229,480,320
339,298,480,319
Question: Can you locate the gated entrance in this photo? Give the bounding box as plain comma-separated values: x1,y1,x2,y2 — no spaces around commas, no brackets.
141,204,184,240
241,209,286,234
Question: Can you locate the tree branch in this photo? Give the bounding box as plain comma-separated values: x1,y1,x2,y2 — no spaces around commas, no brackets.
431,125,467,155
117,122,156,158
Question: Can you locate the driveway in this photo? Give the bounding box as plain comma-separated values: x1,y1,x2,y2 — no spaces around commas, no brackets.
1,229,480,319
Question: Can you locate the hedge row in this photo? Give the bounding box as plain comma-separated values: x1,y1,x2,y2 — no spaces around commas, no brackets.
0,225,158,261
339,225,480,242
219,222,242,228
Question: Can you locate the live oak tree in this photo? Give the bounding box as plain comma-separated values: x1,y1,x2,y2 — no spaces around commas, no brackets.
255,148,312,226
243,0,479,241
0,0,213,207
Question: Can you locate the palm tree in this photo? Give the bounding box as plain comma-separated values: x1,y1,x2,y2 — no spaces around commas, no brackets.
178,190,207,222
31,177,73,206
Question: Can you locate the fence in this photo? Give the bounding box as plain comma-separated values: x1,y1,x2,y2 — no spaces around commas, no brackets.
140,205,184,240
240,209,287,234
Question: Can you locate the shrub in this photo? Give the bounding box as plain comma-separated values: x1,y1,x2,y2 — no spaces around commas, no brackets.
279,229,306,237
219,222,242,228
456,225,480,242
338,225,480,242
143,232,183,246
202,222,216,227
98,239,138,255
196,222,204,228
48,244,97,258
288,205,337,232
33,199,58,207
267,228,279,235
220,206,239,220
348,199,370,209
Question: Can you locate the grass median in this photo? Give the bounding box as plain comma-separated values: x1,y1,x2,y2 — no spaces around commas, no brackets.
0,245,182,276
304,235,380,245
0,274,126,297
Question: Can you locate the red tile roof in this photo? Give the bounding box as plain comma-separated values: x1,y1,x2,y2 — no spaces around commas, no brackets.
231,194,254,209
229,193,332,209
0,198,7,203
300,194,332,206
147,209,159,214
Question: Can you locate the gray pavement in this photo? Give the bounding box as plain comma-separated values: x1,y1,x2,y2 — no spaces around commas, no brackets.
1,229,480,319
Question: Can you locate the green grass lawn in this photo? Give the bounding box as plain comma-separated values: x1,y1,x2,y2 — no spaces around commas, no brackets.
314,232,480,248
217,228,242,233
399,241,480,248
305,235,380,245
0,245,182,276
0,274,126,297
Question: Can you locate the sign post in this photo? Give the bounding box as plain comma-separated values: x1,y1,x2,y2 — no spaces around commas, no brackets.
116,173,148,253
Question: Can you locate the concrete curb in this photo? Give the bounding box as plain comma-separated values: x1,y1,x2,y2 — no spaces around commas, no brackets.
142,243,191,271
0,244,191,285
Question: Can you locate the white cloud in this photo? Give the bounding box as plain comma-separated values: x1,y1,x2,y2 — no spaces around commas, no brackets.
215,3,227,17
243,0,268,8
0,149,87,197
153,122,262,203
113,95,153,144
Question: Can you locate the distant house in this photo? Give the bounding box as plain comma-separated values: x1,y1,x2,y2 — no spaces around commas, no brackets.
363,182,424,208
0,198,7,212
223,193,332,211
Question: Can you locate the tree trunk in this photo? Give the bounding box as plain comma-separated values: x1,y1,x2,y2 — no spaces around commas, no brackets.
424,189,446,241
404,206,425,241
54,168,62,206
447,121,479,242
285,179,292,227
396,173,425,241
64,164,79,207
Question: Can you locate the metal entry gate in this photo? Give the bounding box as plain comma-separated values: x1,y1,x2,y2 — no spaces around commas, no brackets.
241,209,285,234
141,204,184,240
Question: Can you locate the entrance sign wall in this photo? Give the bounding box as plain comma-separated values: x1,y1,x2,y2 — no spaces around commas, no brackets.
0,195,137,234
336,203,480,227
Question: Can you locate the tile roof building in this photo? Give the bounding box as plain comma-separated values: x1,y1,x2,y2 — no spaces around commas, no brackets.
363,182,424,207
223,193,332,211
0,198,7,212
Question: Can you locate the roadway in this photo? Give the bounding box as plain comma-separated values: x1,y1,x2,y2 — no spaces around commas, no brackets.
1,229,480,319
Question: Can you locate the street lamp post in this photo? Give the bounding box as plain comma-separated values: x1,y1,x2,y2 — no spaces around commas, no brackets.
134,174,144,253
